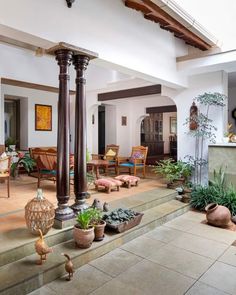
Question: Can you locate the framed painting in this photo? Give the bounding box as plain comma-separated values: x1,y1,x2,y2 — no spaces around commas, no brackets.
35,104,52,131
170,116,177,134
121,116,127,126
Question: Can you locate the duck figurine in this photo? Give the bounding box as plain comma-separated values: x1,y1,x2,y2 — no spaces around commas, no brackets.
61,253,74,281
35,229,53,265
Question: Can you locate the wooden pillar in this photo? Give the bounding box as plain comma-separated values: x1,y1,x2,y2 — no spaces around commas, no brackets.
55,49,74,220
71,54,90,212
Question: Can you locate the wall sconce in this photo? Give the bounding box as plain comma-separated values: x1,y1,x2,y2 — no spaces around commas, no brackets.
66,0,75,8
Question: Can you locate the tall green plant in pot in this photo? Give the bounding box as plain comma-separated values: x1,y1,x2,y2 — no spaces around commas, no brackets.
73,209,94,248
185,92,227,185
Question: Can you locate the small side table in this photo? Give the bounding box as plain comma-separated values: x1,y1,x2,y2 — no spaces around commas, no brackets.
87,159,109,179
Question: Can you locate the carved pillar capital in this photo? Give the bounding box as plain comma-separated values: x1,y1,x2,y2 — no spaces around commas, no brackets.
73,54,90,71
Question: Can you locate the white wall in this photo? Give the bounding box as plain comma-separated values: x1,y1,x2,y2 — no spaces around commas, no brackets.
1,84,58,149
228,86,236,133
174,71,227,162
105,105,117,146
20,97,28,149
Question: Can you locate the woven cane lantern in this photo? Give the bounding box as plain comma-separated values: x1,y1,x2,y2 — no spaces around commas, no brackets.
189,101,198,130
25,189,55,235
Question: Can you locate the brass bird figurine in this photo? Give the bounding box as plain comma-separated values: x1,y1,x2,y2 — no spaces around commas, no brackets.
61,253,74,281
35,229,53,265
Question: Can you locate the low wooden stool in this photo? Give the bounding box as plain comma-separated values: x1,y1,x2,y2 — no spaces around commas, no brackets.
114,175,140,188
94,178,122,194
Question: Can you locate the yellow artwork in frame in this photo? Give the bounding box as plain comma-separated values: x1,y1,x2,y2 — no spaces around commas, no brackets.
35,104,52,131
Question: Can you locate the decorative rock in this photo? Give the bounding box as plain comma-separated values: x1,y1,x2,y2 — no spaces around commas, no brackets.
205,203,232,228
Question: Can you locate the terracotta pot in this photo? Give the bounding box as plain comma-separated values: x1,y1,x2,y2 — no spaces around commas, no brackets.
73,225,95,249
205,203,231,228
94,220,106,241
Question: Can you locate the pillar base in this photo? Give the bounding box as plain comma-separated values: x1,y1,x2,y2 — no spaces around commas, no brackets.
71,193,90,213
53,217,76,229
55,203,75,221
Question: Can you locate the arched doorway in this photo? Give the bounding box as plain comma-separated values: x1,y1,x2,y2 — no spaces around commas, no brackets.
140,105,177,164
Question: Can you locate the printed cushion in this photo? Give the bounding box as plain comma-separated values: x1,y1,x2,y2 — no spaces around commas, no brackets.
95,178,122,188
130,151,144,163
105,149,116,157
0,153,9,173
115,175,140,185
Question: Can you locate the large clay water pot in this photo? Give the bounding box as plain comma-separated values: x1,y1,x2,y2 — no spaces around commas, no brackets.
205,203,231,227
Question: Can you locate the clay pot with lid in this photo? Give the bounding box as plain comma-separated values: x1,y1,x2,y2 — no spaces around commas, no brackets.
205,203,231,228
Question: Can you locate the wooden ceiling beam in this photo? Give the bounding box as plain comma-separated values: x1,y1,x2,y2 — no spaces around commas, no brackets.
124,0,211,51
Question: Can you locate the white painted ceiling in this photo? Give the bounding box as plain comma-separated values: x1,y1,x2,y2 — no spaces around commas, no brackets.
174,0,236,51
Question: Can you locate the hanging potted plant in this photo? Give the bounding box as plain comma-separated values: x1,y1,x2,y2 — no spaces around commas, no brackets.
73,209,95,249
90,208,106,241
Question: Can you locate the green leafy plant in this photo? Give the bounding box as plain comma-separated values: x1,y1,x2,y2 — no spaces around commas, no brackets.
190,167,236,215
76,209,94,230
190,185,220,211
90,208,103,225
219,185,236,216
5,137,17,147
153,158,192,184
11,152,35,177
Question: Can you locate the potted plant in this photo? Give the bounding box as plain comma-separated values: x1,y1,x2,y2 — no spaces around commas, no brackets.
73,209,95,249
153,159,192,189
5,137,17,152
90,208,106,241
11,152,35,178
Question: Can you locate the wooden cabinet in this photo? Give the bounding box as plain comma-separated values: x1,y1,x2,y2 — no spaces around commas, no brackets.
141,113,164,156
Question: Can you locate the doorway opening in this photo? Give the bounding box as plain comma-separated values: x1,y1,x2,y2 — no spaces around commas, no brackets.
141,105,177,164
98,105,105,154
4,97,20,149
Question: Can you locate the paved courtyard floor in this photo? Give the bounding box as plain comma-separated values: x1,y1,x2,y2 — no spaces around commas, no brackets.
29,211,236,295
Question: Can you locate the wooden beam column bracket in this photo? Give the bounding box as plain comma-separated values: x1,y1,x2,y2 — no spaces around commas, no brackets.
55,49,75,221
71,54,90,213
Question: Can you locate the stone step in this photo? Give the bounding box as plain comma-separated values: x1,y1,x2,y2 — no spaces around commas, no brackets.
0,187,177,267
0,200,189,295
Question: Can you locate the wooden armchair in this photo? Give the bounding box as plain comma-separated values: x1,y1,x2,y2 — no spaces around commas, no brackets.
117,146,148,178
92,144,119,174
0,156,11,198
31,150,74,188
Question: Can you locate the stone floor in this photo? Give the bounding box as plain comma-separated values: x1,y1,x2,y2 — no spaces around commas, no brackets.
29,211,236,295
